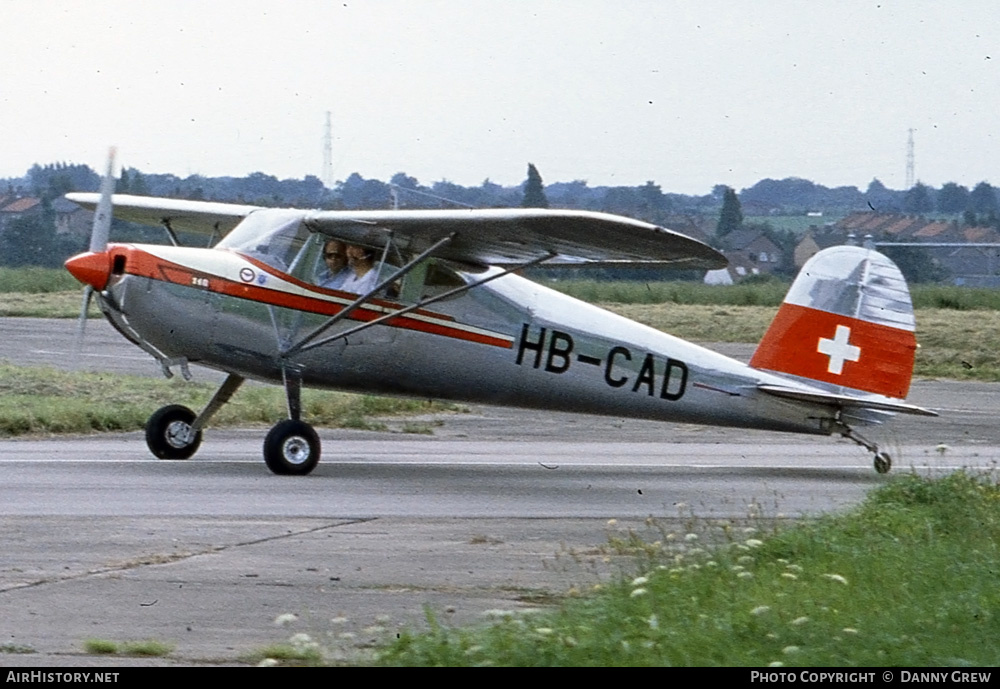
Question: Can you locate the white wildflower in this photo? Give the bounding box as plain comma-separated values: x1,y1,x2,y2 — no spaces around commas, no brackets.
273,613,298,626
750,605,771,616
482,609,516,619
631,576,649,587
737,571,754,579
782,645,800,654
630,587,648,598
790,616,809,626
745,539,764,548
822,573,849,585
781,573,798,580
684,533,699,542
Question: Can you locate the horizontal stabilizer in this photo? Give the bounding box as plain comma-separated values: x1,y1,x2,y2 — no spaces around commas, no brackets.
758,383,938,417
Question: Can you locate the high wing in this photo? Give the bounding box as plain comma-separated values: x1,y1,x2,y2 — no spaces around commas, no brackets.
65,193,260,237
304,208,727,269
65,193,726,269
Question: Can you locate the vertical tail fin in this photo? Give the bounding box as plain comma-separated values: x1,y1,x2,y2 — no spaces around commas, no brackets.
749,245,917,399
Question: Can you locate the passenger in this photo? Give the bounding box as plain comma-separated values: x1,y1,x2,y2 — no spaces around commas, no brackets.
316,240,351,289
340,244,380,294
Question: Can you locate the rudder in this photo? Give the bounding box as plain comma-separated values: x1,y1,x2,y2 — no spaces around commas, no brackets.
749,245,917,399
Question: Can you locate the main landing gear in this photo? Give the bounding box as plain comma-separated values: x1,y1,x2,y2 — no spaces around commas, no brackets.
143,369,321,476
838,424,892,474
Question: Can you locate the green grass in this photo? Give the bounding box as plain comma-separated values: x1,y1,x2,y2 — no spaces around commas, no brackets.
0,363,461,438
82,639,119,655
82,638,173,657
374,471,1000,666
0,267,80,294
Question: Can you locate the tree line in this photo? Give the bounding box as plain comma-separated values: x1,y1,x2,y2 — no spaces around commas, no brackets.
2,160,998,269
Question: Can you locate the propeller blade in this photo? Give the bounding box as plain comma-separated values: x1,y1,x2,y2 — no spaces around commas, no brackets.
73,285,94,366
73,147,116,367
88,146,117,253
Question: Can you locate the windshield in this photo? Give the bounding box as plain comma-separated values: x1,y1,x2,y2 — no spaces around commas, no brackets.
216,209,310,271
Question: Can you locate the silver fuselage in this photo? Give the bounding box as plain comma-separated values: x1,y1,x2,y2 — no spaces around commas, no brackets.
98,243,835,437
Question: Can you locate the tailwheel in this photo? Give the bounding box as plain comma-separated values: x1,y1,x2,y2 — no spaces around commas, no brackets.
146,404,202,460
264,419,320,476
873,451,892,475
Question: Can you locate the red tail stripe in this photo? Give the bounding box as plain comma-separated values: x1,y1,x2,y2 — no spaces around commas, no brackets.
750,303,916,398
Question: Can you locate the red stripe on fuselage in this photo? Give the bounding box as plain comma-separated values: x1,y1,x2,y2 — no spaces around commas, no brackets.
110,245,513,349
749,302,916,398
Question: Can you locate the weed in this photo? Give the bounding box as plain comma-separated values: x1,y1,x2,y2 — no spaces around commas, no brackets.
82,639,118,654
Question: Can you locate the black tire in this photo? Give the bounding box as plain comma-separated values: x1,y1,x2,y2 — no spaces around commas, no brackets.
263,419,321,476
874,451,892,475
146,404,202,460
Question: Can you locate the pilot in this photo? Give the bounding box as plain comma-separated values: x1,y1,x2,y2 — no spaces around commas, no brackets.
317,240,351,289
340,244,380,294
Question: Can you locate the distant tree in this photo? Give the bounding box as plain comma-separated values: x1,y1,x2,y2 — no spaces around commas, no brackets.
881,245,948,283
638,180,671,222
865,178,899,211
968,182,998,215
521,163,549,208
336,172,390,209
0,202,70,267
902,182,933,213
937,182,969,214
601,187,640,217
390,172,420,190
715,186,743,238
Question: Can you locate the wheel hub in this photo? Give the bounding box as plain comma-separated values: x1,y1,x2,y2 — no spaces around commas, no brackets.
282,436,312,465
165,420,194,448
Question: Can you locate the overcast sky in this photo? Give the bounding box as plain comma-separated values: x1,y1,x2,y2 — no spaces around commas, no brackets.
2,1,997,195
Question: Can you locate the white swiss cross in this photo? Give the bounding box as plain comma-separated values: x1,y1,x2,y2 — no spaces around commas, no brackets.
817,324,861,375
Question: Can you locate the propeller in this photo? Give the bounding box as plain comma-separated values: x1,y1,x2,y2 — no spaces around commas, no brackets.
70,147,117,362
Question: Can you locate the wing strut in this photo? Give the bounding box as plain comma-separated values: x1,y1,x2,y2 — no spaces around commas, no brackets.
282,234,457,357
286,251,557,357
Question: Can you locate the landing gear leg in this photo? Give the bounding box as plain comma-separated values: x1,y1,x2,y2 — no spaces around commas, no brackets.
263,367,320,476
145,373,244,460
838,424,892,474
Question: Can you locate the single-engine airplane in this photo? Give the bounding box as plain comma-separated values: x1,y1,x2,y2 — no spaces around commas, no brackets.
65,152,936,476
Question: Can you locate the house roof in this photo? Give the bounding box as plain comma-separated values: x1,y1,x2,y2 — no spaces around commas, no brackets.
721,228,779,252
0,197,41,213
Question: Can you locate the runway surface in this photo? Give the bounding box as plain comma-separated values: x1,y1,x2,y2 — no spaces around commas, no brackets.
1,317,999,666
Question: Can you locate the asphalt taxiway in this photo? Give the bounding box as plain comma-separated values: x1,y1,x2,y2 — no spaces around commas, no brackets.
1,318,998,666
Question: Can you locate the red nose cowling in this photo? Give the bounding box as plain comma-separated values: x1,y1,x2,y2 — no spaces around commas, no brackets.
65,251,112,291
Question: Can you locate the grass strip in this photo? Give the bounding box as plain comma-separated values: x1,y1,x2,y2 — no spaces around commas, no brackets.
0,363,459,437
375,471,1000,666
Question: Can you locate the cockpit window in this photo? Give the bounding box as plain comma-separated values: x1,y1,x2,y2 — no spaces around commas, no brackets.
216,209,310,271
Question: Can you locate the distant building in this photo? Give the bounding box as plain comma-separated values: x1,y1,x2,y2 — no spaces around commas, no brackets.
0,196,43,234
794,211,1000,285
